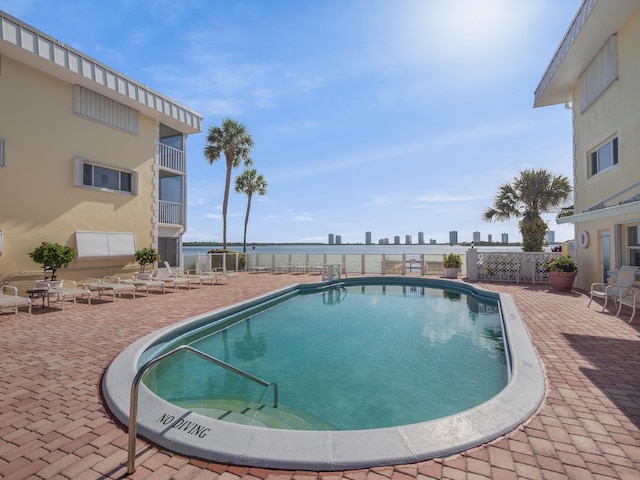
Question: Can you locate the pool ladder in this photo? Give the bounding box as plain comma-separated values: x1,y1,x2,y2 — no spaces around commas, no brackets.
127,345,278,474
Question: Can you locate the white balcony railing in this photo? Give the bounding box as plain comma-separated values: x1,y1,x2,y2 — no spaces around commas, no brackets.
159,200,183,225
160,144,185,172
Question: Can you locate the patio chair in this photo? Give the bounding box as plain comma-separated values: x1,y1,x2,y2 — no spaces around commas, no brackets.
588,265,638,311
39,280,92,310
517,261,537,285
615,287,640,323
0,285,31,316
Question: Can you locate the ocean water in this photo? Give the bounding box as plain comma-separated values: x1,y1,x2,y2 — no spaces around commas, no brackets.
183,244,527,256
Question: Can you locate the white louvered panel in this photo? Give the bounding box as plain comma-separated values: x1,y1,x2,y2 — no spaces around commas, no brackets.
106,71,116,90
73,85,139,134
53,44,66,67
81,57,93,79
20,28,36,53
117,76,127,96
580,35,617,113
94,65,106,86
37,36,52,60
68,51,80,73
1,17,19,44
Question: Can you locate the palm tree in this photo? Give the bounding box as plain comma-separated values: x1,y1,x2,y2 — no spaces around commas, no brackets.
203,118,254,249
234,168,267,253
483,168,572,252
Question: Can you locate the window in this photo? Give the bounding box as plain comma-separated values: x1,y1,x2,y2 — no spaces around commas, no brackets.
590,137,618,176
627,226,640,266
75,157,137,194
158,237,179,267
0,138,5,167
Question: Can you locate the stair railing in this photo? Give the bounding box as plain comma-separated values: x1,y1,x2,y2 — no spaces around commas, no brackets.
127,344,278,474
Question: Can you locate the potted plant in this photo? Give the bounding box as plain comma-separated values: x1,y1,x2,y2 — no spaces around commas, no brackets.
28,241,77,283
134,247,160,273
543,256,578,291
443,253,462,279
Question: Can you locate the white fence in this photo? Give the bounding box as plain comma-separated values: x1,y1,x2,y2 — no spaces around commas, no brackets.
182,250,563,283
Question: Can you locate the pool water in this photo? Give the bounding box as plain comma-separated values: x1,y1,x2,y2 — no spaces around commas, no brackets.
144,283,507,431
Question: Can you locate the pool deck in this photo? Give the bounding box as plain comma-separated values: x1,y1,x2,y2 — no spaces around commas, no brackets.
1,273,639,479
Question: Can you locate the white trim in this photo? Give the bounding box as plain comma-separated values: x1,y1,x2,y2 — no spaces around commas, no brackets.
557,201,640,223
0,138,5,166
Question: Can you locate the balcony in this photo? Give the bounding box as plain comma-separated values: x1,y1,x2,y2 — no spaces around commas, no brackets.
159,200,184,225
160,144,185,173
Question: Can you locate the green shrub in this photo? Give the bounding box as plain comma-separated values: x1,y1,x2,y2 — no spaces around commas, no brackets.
543,256,578,273
443,253,462,269
134,247,160,273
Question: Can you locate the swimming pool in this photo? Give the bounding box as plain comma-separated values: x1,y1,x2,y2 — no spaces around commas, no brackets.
103,277,544,471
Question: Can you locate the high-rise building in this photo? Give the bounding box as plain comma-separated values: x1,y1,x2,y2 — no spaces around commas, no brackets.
394,236,400,245
418,232,425,244
501,233,509,244
335,235,342,245
488,234,493,243
473,231,481,243
449,231,458,245
405,235,412,245
328,233,334,245
546,231,556,244
430,238,437,245
365,231,372,245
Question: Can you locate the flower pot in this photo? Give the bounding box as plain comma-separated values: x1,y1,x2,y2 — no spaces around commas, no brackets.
548,271,576,291
444,268,459,279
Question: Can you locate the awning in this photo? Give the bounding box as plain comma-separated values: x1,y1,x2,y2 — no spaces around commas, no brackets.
557,200,640,224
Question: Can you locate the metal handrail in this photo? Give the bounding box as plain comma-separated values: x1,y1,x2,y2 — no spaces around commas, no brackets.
127,345,278,474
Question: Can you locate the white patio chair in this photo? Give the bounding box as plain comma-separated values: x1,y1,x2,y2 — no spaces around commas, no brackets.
588,265,638,311
0,286,31,316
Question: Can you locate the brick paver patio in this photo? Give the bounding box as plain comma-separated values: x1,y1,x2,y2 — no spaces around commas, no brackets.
1,273,639,479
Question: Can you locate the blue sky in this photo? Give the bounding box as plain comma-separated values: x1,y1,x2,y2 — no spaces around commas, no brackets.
6,0,582,244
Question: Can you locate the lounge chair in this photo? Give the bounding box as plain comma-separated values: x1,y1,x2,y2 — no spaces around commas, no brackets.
81,276,136,301
213,268,239,284
162,261,212,287
123,273,166,295
37,280,92,310
0,286,32,316
517,261,537,285
615,287,640,323
588,265,638,311
153,270,191,291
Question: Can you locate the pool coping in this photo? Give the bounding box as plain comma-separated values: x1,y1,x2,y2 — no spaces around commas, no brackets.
101,277,545,471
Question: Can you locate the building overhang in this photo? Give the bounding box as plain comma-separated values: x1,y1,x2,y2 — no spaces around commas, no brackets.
534,0,640,108
557,200,640,224
0,10,203,134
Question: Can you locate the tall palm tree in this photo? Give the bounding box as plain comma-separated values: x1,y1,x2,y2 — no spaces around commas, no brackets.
203,118,254,249
483,168,572,252
234,168,267,253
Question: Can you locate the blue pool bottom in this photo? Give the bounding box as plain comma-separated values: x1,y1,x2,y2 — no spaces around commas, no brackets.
102,277,545,471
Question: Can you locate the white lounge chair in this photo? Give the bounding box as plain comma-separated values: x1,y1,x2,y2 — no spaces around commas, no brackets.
588,265,638,312
37,280,92,310
162,261,212,287
123,273,167,295
153,270,191,291
213,268,239,284
82,277,136,301
0,286,32,316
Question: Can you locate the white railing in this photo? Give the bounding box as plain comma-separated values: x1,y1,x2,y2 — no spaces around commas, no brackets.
467,250,561,283
182,252,457,277
160,144,185,173
182,250,570,284
159,200,183,225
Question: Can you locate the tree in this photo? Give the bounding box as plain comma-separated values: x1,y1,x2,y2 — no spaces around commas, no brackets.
134,247,160,273
234,168,267,253
482,168,572,252
203,118,254,249
28,242,77,280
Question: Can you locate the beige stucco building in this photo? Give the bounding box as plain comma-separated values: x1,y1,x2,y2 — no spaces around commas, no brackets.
535,0,640,291
0,11,202,289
